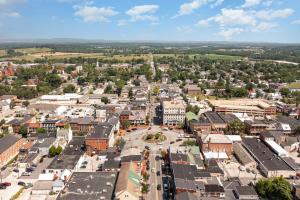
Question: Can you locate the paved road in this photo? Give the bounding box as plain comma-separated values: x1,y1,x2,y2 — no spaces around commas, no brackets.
148,152,162,200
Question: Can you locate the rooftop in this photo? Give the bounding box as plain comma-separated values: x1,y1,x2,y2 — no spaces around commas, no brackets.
242,138,293,171
57,172,117,200
0,134,21,154
86,124,113,139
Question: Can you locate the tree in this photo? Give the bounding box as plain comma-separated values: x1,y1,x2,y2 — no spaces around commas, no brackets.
141,183,150,196
49,146,57,157
104,85,113,94
296,126,300,135
101,97,110,104
56,145,63,155
153,86,160,96
128,88,133,99
121,120,130,129
19,125,28,138
63,84,76,93
45,74,62,88
280,88,290,97
22,100,30,107
37,127,46,134
255,177,292,200
64,66,76,74
132,79,140,86
227,119,245,135
186,104,200,115
77,77,86,86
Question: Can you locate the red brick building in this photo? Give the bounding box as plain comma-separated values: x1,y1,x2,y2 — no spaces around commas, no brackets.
0,135,25,166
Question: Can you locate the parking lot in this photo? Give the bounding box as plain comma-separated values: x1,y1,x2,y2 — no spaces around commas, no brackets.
20,157,54,179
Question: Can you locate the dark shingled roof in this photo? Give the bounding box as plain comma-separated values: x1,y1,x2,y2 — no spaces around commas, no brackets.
0,134,21,154
234,186,258,196
243,138,293,171
57,172,117,200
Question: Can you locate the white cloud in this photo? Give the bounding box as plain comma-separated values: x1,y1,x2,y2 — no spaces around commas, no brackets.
214,8,256,26
291,19,300,25
255,9,294,20
253,22,277,31
262,0,273,7
126,5,159,22
218,28,244,40
242,0,261,8
74,6,118,23
176,0,207,16
0,0,25,6
4,12,21,18
196,17,214,26
210,0,224,8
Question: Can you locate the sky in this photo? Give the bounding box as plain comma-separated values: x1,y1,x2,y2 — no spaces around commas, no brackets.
0,0,300,43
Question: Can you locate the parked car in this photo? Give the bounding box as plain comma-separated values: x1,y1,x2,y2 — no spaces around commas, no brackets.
22,172,31,176
145,146,151,150
18,181,26,186
0,182,11,187
26,168,34,172
80,165,87,169
176,138,182,142
170,141,175,144
13,168,19,173
156,171,161,176
82,161,88,165
0,185,6,189
157,184,161,190
25,183,33,189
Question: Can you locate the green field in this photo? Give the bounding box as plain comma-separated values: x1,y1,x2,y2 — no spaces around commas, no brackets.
154,53,242,60
15,47,52,54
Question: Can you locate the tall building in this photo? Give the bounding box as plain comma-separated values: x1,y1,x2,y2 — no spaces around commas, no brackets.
162,100,186,126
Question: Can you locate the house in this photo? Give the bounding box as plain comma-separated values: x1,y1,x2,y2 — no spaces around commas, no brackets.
184,84,201,95
115,161,142,200
69,117,95,135
0,134,26,166
234,186,259,200
46,137,85,176
203,185,225,198
36,137,56,156
57,172,117,200
200,134,233,157
85,124,115,156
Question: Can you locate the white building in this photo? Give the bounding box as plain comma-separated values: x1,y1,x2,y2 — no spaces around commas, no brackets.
162,100,186,126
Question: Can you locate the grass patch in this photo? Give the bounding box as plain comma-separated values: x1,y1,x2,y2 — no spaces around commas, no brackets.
15,47,52,54
143,132,166,143
181,139,197,146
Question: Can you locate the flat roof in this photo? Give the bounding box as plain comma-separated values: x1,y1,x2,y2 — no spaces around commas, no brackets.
209,99,274,109
58,172,117,200
86,124,113,139
243,138,293,171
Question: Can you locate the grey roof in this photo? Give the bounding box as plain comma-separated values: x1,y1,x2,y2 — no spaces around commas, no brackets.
0,134,21,154
170,153,188,162
121,155,141,163
203,111,226,124
277,116,300,130
205,184,225,193
57,172,117,200
103,159,120,170
47,154,81,170
171,163,198,180
233,143,255,166
174,178,204,191
47,137,85,170
86,124,113,139
242,138,293,171
175,192,198,200
234,186,258,196
37,137,56,148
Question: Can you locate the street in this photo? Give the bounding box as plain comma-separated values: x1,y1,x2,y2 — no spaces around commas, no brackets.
148,152,162,200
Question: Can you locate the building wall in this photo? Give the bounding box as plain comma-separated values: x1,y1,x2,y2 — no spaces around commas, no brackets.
201,143,233,155
0,138,24,166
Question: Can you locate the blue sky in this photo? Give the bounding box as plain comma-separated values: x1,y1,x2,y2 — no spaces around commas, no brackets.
0,0,300,42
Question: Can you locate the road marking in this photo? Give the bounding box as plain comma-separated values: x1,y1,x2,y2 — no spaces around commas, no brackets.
154,156,159,200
